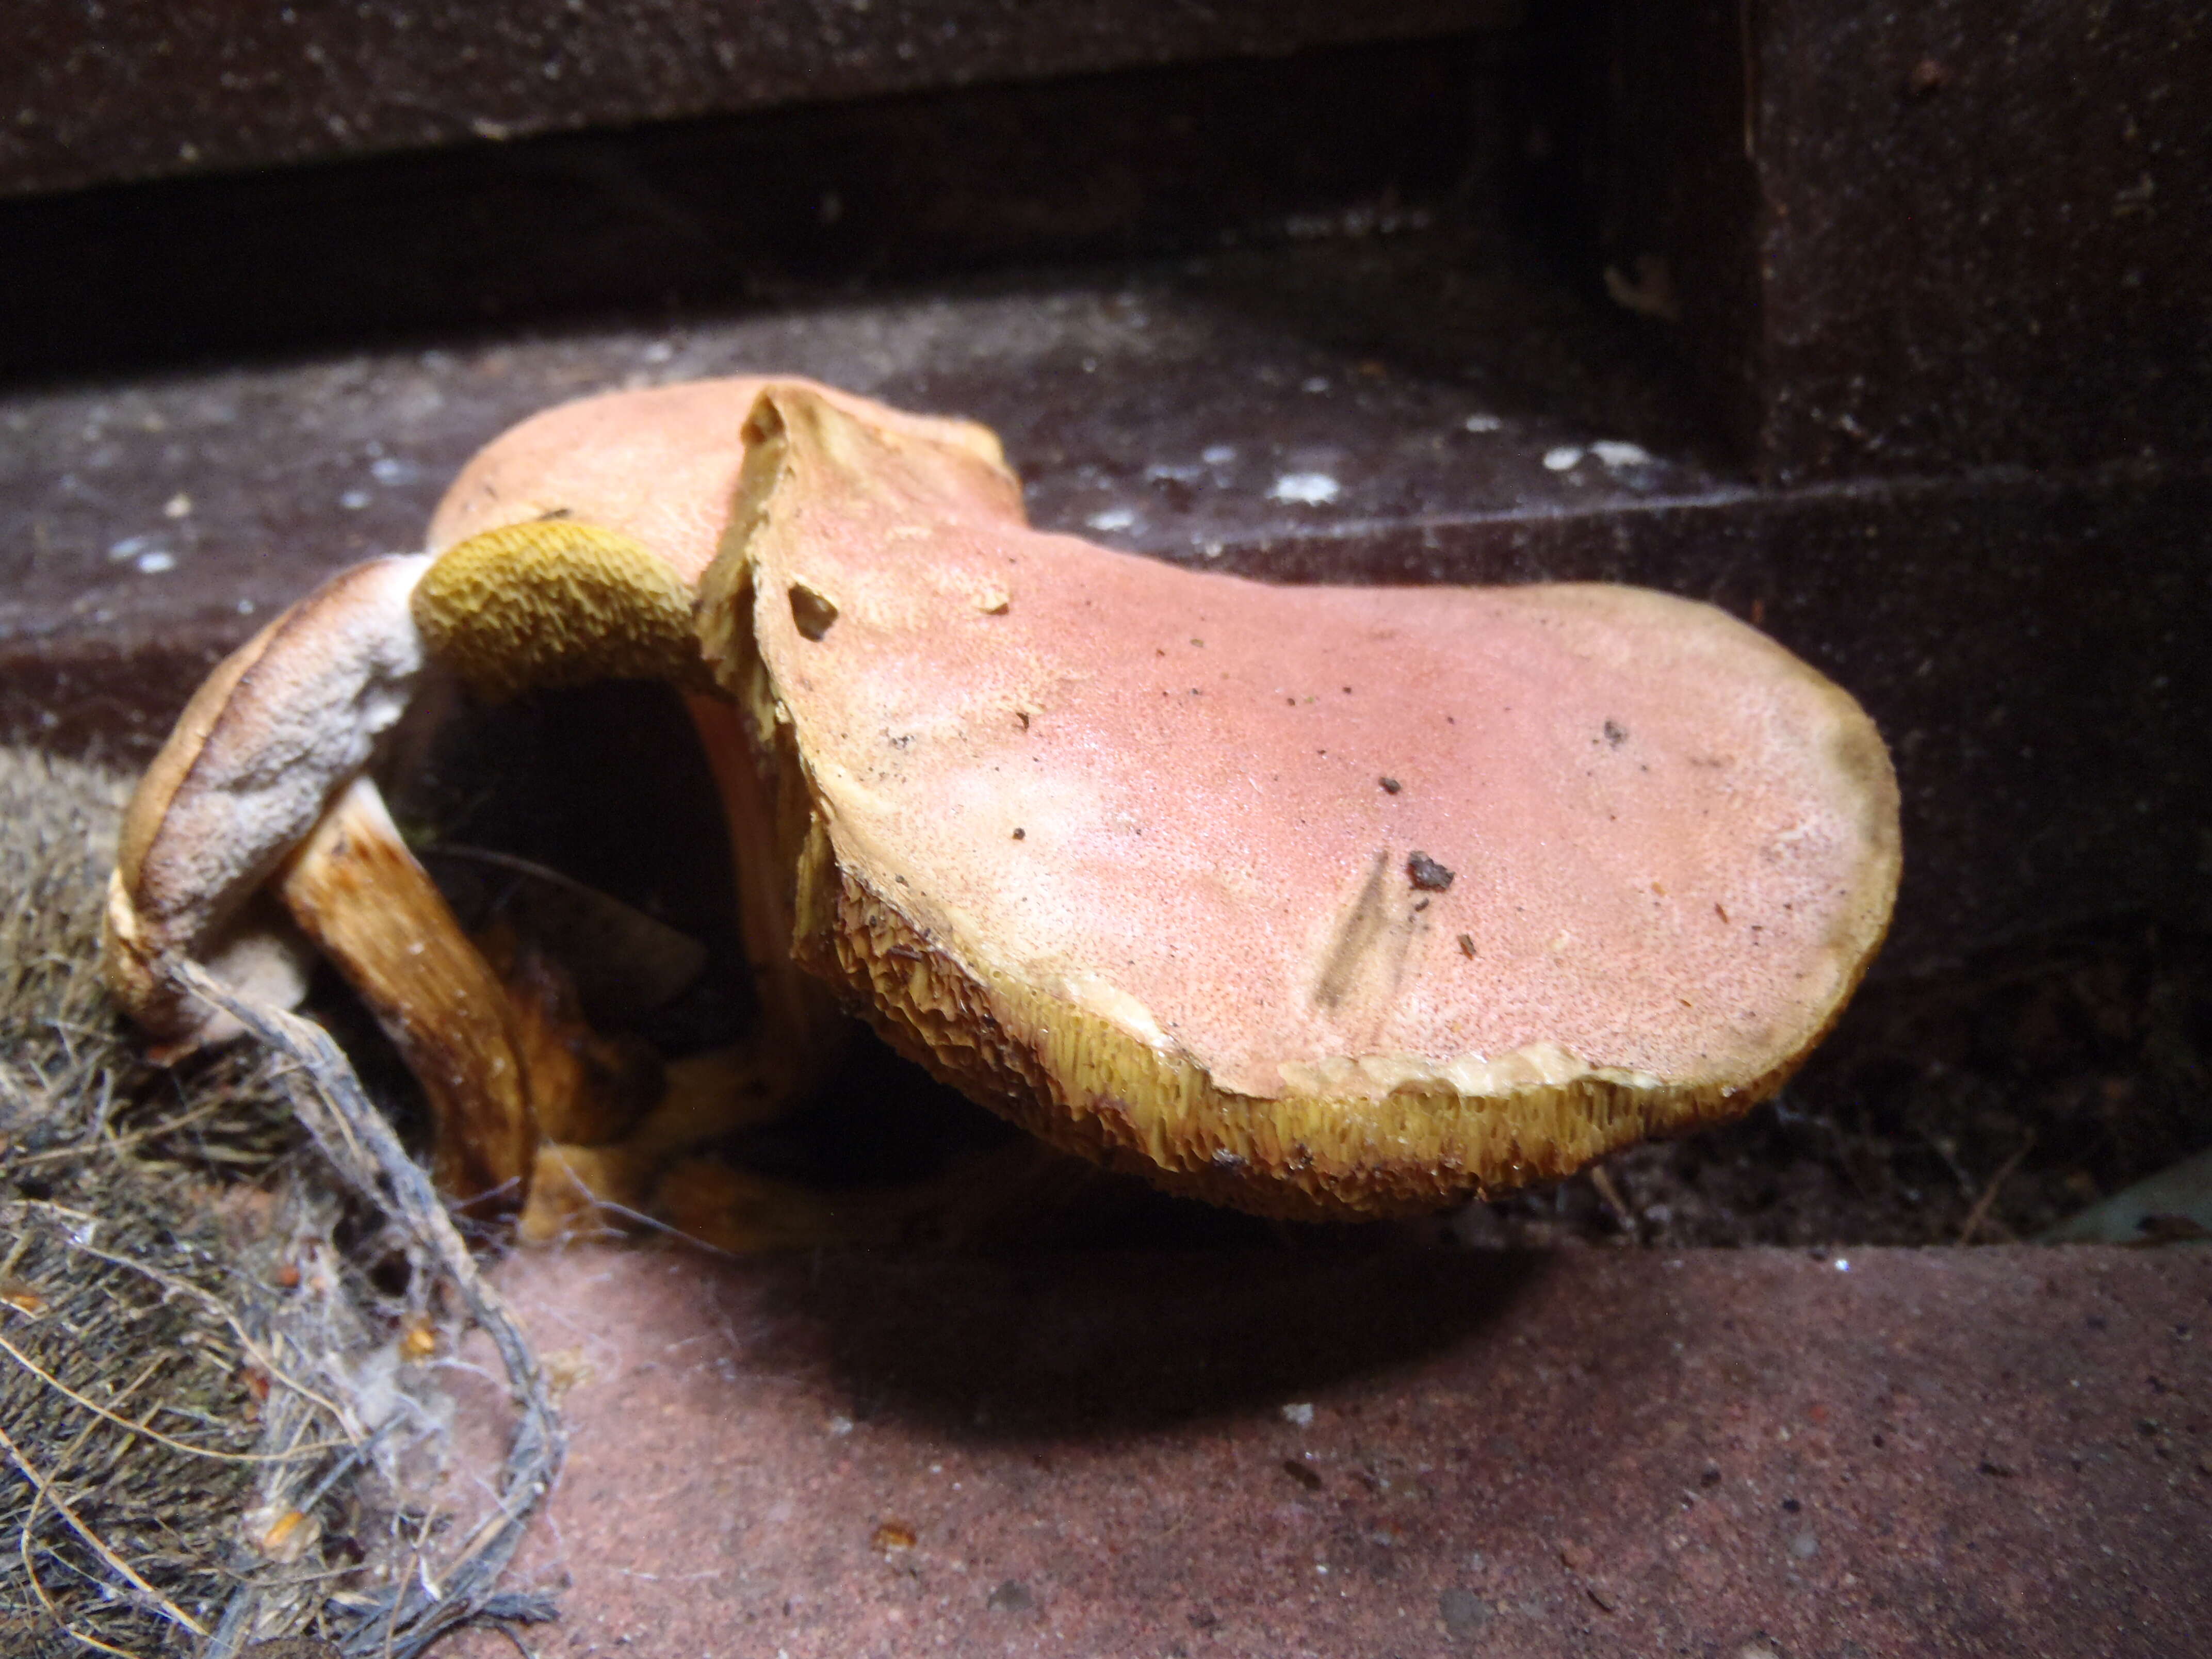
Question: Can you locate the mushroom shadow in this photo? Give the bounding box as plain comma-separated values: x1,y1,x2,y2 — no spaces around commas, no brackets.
754,1246,1548,1440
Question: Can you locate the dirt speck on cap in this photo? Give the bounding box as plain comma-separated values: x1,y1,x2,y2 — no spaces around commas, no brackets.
1407,851,1455,891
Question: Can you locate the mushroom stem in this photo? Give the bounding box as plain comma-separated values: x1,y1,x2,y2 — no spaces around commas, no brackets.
278,775,539,1208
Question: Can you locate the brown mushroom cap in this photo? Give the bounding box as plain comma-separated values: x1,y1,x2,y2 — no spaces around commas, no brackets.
695,386,1901,1216
104,552,432,1047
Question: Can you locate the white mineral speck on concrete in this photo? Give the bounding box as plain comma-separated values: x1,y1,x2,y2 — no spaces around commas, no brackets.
1270,473,1340,506
1592,440,1654,468
1543,446,1584,471
1086,508,1138,533
1462,414,1502,433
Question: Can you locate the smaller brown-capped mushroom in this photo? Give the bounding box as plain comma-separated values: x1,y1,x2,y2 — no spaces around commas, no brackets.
101,378,1009,1223
101,544,563,1207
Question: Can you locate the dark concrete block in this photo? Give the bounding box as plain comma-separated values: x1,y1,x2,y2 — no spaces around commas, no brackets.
1754,2,2212,481
0,38,1497,379
1,0,1518,199
1576,0,2212,482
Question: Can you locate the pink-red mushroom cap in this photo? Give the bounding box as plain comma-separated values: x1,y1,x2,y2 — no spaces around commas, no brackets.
696,385,1902,1215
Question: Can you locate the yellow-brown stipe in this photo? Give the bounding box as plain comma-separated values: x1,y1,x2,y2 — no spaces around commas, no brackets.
280,780,539,1206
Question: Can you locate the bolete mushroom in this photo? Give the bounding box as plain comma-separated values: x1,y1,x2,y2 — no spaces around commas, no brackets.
103,377,1899,1223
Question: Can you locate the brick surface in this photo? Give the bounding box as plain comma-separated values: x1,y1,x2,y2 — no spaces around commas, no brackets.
441,1240,2212,1658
